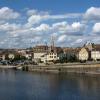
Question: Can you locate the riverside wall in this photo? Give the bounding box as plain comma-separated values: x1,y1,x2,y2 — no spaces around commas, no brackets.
23,63,100,74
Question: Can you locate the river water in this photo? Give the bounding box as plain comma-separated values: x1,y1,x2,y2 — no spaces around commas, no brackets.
0,69,100,100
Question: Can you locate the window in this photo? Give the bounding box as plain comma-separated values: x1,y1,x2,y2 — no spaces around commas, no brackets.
54,56,56,58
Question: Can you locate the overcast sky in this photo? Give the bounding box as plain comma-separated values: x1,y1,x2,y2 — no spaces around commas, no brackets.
0,0,100,48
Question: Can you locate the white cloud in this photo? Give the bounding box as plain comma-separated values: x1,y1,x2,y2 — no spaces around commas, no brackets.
57,35,67,43
0,7,100,48
93,23,100,33
75,39,83,43
0,7,20,20
52,21,85,34
27,9,37,16
0,23,21,32
27,9,49,16
84,7,100,21
34,24,50,31
71,22,85,32
26,9,82,26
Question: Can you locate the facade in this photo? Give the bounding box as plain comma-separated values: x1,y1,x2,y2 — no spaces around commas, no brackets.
78,48,89,61
89,44,100,61
41,52,59,63
8,54,15,59
0,54,5,61
91,51,100,61
33,45,60,63
61,47,80,62
33,45,48,53
17,49,26,56
33,45,48,62
84,42,93,51
34,52,47,59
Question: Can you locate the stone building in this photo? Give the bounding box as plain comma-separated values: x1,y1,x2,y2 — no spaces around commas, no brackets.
78,48,89,61
91,44,100,61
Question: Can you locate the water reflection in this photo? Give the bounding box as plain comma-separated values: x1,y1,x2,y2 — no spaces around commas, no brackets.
0,69,100,100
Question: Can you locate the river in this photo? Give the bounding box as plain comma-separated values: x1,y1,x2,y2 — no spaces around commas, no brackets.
0,69,100,100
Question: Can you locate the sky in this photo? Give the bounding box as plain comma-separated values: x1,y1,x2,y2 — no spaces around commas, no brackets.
0,0,100,48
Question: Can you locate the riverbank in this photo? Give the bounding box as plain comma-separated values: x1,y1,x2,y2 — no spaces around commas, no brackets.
0,65,17,69
22,62,100,75
0,62,100,75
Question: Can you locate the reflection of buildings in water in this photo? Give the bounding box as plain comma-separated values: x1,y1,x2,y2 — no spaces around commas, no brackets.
28,74,62,99
0,69,17,80
78,76,100,94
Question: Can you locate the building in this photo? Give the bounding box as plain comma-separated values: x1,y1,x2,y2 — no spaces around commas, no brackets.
8,53,15,59
84,42,93,51
33,45,48,62
41,52,59,63
33,45,48,53
33,46,59,63
91,51,100,61
0,54,5,61
59,47,80,62
78,47,89,61
91,44,100,61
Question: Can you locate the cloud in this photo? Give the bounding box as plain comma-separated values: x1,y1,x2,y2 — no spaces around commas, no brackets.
27,9,37,16
0,7,100,48
57,35,67,43
27,9,49,16
0,23,21,32
0,7,20,20
0,21,86,48
34,24,50,31
52,21,86,35
26,9,82,26
84,7,100,21
93,22,100,33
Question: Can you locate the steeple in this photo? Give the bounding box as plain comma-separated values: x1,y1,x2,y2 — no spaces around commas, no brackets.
50,35,56,52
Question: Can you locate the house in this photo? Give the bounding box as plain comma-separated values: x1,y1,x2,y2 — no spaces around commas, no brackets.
59,47,80,62
0,54,5,61
33,45,48,62
91,51,100,61
41,52,59,63
91,44,100,61
78,47,89,62
33,44,61,63
34,52,47,60
33,45,48,53
8,53,15,59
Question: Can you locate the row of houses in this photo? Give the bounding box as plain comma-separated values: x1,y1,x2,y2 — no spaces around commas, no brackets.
33,45,63,63
0,49,33,61
32,42,100,63
78,43,100,61
0,42,100,63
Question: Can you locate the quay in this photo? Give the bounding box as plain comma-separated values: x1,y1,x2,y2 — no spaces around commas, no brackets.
22,62,100,75
0,65,17,69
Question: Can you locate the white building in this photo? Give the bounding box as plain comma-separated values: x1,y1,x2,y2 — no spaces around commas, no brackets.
33,52,47,63
8,54,15,59
34,52,46,59
78,48,89,61
25,54,32,60
41,52,59,63
91,51,100,61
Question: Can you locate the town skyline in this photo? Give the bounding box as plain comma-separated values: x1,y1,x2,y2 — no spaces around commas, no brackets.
0,0,100,48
